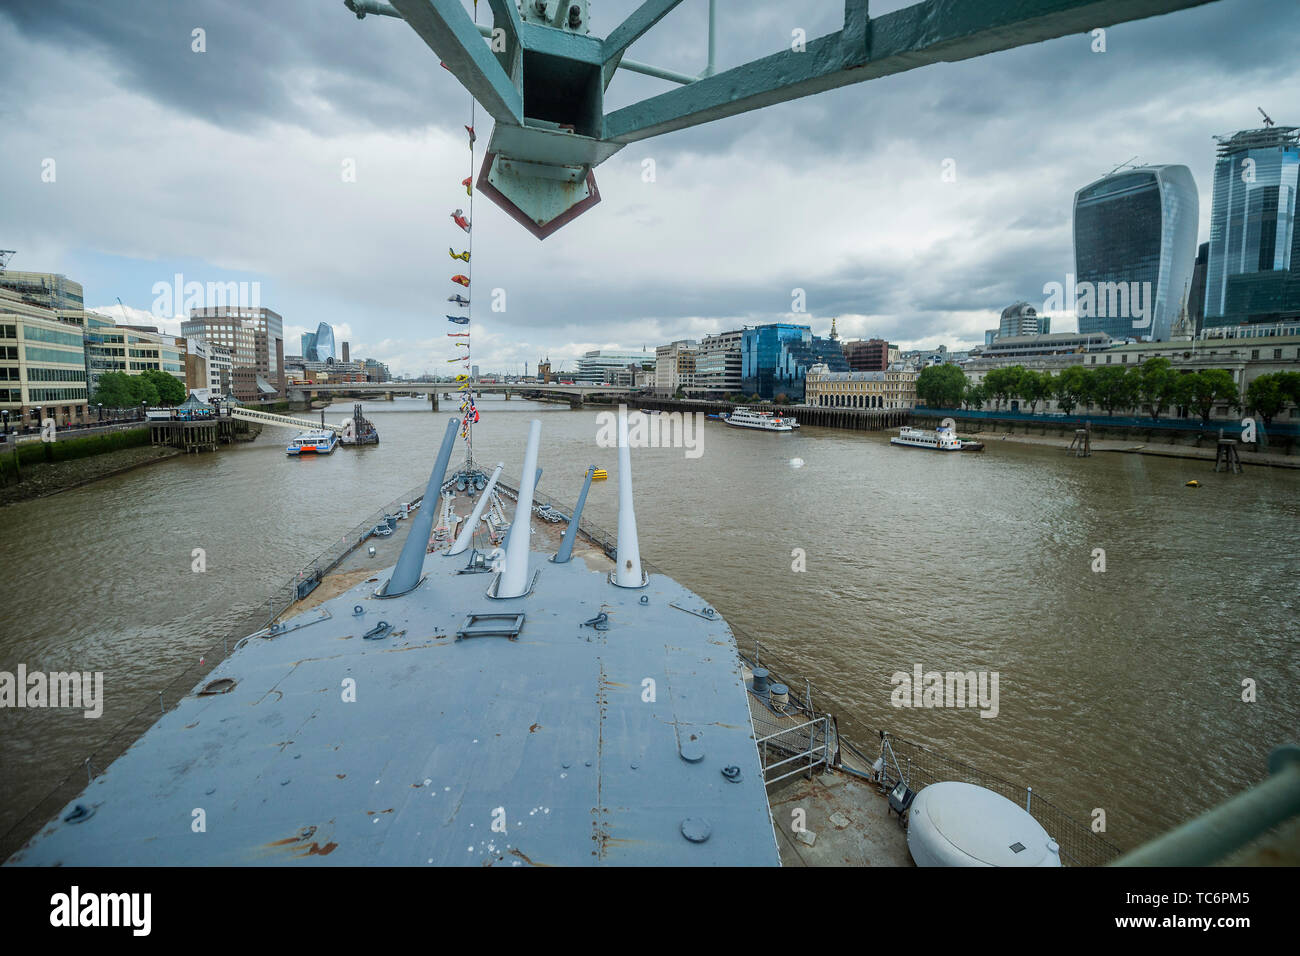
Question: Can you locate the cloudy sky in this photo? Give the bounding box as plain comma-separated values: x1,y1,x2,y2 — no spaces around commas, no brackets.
2,0,1296,377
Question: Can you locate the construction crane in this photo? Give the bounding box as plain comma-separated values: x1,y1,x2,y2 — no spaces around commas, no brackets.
0,250,15,272
1258,107,1275,128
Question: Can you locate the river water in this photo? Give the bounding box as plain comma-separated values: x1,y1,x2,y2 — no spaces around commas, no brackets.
1,395,1296,852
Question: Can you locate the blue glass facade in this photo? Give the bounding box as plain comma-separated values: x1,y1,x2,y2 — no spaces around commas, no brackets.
301,323,336,362
740,324,849,401
1073,165,1198,341
1204,127,1300,327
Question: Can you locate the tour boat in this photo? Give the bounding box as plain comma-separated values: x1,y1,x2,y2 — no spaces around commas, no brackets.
722,407,794,432
286,430,340,455
890,425,963,451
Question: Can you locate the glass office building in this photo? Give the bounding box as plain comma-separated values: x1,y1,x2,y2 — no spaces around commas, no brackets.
740,324,849,402
1203,126,1300,328
301,322,336,362
1073,165,1198,341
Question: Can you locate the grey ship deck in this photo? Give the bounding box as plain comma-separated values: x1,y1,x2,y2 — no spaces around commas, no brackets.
9,478,779,866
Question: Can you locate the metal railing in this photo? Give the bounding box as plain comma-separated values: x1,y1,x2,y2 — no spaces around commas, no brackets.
878,732,1122,868
757,716,833,786
736,637,1119,866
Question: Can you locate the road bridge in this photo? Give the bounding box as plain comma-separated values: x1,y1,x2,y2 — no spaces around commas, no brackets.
287,381,634,410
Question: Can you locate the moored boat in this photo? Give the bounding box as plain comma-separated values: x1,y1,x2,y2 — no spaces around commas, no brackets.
722,407,794,432
286,429,340,455
890,425,962,451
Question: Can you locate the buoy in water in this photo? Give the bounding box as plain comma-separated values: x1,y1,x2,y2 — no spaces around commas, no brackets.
1185,480,1199,487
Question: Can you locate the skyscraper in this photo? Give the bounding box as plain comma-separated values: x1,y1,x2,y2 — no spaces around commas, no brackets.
311,322,335,362
1187,241,1210,334
1073,165,1198,341
1203,125,1300,328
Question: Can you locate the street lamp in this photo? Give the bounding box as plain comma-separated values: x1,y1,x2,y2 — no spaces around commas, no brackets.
97,402,103,423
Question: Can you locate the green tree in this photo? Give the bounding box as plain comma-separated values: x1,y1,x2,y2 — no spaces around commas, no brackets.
142,369,186,405
915,363,966,408
981,369,1005,410
1181,369,1239,424
1090,365,1135,415
128,375,160,407
1279,371,1300,406
673,386,685,399
963,381,986,410
1246,373,1288,426
773,392,790,405
1052,366,1087,414
1003,365,1029,409
1020,370,1053,413
91,371,136,408
1136,357,1178,420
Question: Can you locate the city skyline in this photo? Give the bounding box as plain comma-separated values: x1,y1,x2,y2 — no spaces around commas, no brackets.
2,0,1297,377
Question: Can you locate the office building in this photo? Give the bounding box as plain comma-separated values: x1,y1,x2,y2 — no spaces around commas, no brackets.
575,349,651,384
1073,164,1199,341
1203,125,1300,328
184,306,284,401
1187,241,1210,335
0,288,90,427
842,338,891,372
655,340,697,395
998,302,1050,338
740,324,849,402
694,331,743,395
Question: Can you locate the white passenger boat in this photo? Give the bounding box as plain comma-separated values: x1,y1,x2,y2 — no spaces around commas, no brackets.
722,407,794,432
286,429,340,455
890,425,962,451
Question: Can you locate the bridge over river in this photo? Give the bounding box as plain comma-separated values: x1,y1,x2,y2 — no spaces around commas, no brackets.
288,381,634,409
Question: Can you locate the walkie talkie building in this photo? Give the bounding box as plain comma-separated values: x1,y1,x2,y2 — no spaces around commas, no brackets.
1073,165,1198,341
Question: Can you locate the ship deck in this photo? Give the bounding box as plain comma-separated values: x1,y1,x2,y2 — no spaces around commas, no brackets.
8,483,780,867
769,771,914,866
